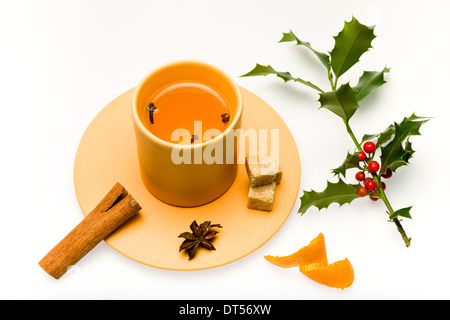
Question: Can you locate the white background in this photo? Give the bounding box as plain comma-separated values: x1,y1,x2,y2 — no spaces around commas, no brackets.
1,0,449,300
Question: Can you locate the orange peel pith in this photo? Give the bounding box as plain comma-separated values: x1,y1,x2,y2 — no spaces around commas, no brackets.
264,233,354,290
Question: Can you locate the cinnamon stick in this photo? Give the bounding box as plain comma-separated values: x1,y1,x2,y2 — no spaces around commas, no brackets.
39,182,142,279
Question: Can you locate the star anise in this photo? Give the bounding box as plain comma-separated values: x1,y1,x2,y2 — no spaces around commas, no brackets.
178,220,223,260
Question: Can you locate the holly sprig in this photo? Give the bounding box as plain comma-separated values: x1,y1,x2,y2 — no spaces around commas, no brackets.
242,17,430,247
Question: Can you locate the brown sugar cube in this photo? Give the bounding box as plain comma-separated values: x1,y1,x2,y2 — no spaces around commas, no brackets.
245,151,282,187
274,167,283,185
247,182,276,212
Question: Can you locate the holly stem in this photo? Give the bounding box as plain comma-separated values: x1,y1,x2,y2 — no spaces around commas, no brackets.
372,174,411,247
328,69,337,91
345,123,411,247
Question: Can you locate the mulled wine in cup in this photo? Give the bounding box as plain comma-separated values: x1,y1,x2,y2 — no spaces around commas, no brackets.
132,60,243,207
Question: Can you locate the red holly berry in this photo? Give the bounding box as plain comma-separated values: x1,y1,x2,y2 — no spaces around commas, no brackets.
381,168,393,178
368,161,380,173
369,196,379,201
365,179,376,190
357,187,367,197
357,151,366,161
381,181,386,190
363,141,376,153
355,171,365,181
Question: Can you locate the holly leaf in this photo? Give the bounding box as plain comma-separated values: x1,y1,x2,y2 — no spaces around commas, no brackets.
330,17,376,79
318,83,360,125
374,124,396,147
380,114,430,174
389,206,413,220
361,123,395,148
354,67,390,101
241,63,324,92
403,138,414,163
279,30,331,71
331,152,360,178
298,178,360,215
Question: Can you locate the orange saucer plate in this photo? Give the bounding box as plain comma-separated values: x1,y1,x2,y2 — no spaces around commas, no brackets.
73,86,301,271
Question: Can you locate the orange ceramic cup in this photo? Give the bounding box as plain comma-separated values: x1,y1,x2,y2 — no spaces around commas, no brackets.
132,60,243,207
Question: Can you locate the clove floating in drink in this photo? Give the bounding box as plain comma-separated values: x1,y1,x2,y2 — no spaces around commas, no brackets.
221,113,230,123
147,103,157,124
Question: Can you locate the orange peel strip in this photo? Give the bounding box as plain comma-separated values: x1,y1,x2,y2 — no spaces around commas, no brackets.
264,233,354,289
300,258,354,290
264,233,327,268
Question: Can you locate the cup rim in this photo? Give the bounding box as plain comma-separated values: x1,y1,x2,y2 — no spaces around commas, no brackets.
132,59,243,150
